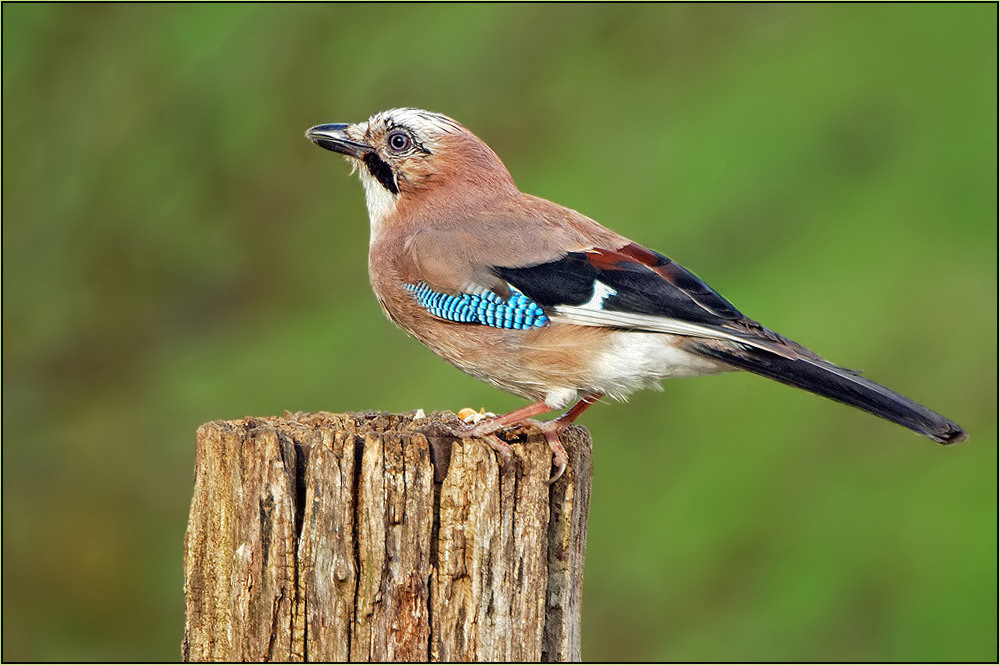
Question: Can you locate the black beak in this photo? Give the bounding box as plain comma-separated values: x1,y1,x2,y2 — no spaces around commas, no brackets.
305,123,372,158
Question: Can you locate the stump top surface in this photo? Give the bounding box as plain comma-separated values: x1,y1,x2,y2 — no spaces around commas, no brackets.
203,410,590,484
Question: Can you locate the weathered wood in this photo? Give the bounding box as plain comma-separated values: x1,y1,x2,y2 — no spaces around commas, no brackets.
182,411,592,662
543,427,592,663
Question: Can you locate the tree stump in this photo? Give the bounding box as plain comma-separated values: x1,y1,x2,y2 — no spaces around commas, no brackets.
182,411,592,662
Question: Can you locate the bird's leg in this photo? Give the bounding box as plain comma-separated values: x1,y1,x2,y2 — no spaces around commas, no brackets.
445,394,601,482
526,393,602,483
442,400,554,469
464,400,554,438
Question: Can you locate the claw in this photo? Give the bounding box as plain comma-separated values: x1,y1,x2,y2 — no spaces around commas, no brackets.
524,418,570,484
484,433,514,468
545,434,569,484
548,457,567,484
439,413,513,469
440,400,588,483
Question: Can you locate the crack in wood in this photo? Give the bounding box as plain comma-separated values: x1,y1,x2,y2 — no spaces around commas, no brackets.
182,411,590,662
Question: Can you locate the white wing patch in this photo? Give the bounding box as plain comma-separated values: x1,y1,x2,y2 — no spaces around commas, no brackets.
551,301,778,354
580,280,618,310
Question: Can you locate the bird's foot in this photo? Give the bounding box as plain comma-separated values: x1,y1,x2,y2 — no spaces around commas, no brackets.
441,411,514,468
468,415,570,484
520,418,570,484
441,406,568,482
440,408,502,439
483,434,514,467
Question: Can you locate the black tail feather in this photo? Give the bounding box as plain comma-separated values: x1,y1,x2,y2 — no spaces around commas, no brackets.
691,342,967,444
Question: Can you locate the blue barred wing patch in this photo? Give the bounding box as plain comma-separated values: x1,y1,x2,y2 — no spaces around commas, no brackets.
404,282,549,329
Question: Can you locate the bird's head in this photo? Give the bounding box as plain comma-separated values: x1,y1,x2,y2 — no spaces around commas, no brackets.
306,108,516,233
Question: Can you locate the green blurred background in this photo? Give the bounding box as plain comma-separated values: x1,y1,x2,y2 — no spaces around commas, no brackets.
2,4,996,661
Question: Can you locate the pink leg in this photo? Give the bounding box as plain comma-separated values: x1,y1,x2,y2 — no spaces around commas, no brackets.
443,400,554,471
531,394,602,483
448,394,602,483
465,399,553,438
555,393,601,426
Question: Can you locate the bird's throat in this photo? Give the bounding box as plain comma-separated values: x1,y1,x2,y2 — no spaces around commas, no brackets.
358,167,399,241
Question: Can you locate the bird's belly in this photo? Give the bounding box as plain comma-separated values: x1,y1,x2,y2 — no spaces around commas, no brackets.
381,288,727,404
583,331,728,400
370,255,727,405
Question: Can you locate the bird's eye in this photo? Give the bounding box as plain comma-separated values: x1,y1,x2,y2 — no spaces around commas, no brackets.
387,131,411,153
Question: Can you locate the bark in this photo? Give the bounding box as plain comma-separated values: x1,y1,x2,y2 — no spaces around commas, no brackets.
182,411,592,662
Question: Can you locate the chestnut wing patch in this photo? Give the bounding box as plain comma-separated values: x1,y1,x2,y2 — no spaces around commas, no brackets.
491,244,813,359
493,246,744,327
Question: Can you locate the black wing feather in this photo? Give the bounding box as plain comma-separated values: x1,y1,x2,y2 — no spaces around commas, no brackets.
492,246,967,445
493,250,741,327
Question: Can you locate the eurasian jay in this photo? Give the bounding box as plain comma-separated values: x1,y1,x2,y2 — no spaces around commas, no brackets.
306,108,966,480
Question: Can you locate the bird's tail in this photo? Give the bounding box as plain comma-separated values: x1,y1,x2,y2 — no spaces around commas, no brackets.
690,342,967,444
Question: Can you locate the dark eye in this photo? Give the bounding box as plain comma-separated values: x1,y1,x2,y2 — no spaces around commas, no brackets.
387,131,411,152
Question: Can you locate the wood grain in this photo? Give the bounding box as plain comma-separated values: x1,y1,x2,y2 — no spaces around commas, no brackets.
182,411,592,662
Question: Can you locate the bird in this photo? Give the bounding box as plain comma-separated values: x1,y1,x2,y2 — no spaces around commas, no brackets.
305,108,966,480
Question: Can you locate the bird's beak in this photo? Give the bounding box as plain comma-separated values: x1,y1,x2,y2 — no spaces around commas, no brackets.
305,123,373,159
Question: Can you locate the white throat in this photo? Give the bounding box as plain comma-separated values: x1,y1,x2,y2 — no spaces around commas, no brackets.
358,168,399,243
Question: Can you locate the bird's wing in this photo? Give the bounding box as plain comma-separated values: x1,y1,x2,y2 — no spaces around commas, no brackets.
402,219,966,446
405,222,818,360
492,241,823,360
